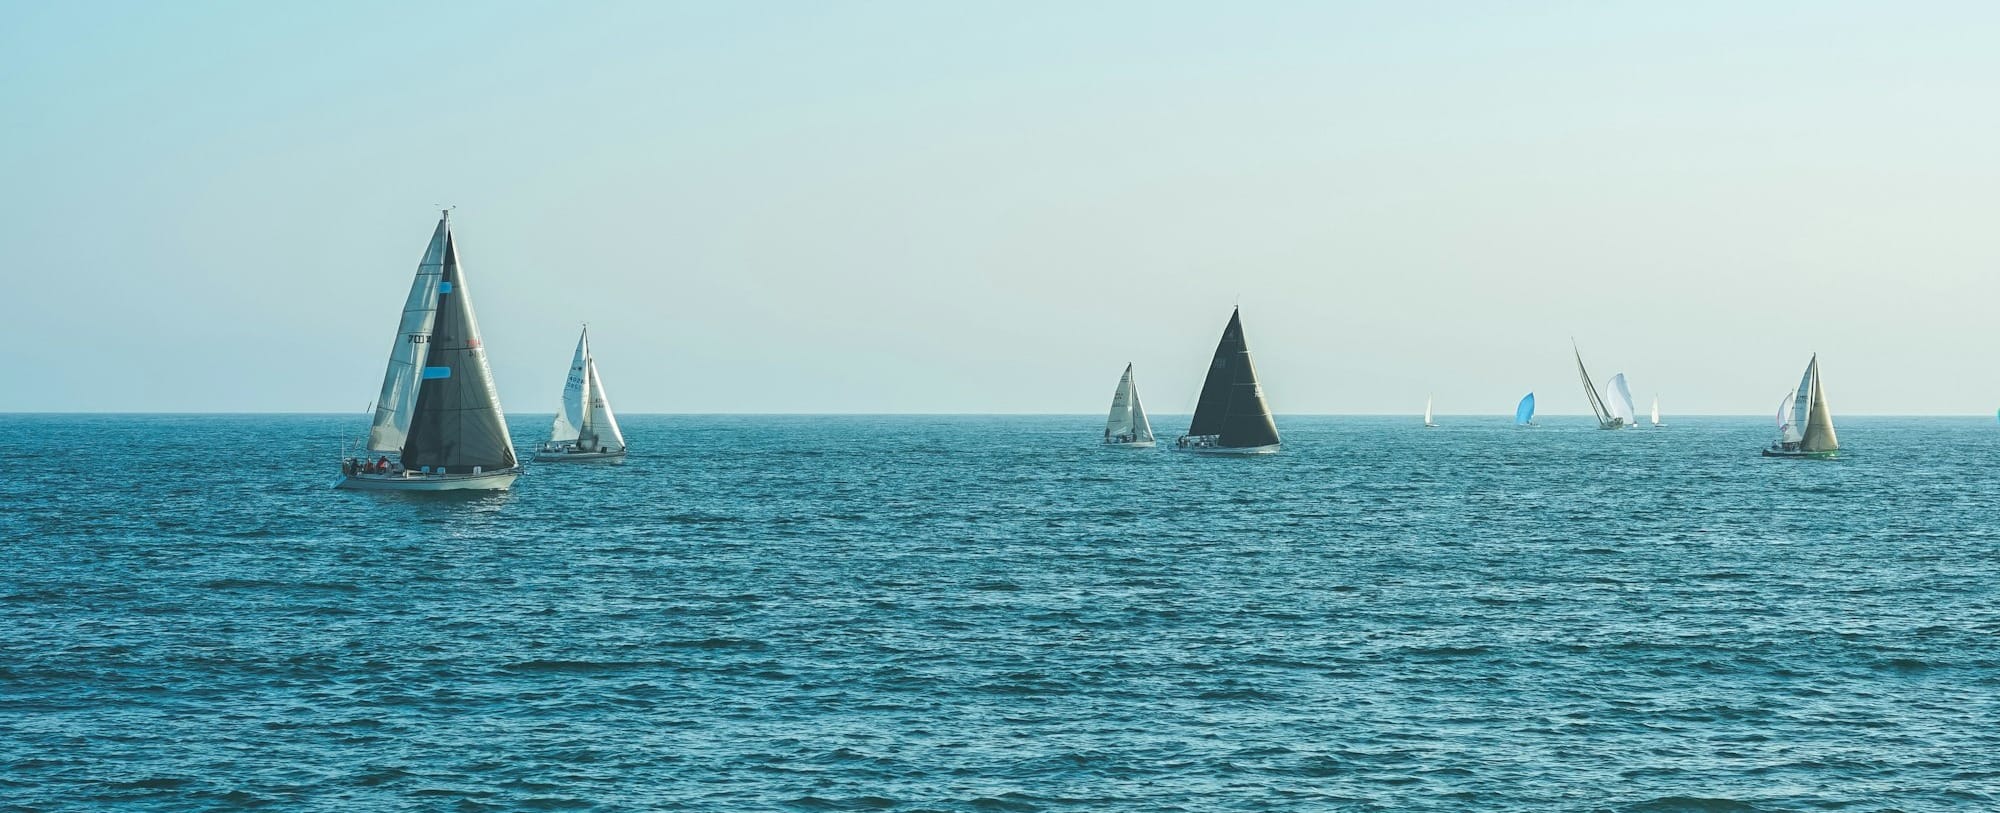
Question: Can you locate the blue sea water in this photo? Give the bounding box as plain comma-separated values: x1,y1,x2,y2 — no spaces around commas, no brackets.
2,414,1998,811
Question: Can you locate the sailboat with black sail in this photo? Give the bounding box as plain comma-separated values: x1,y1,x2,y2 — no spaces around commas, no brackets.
1103,363,1155,447
1574,342,1626,429
1763,354,1838,458
336,210,522,491
1175,307,1280,454
535,325,628,462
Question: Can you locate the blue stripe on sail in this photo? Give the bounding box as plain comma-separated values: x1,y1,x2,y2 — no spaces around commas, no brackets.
423,366,452,379
438,281,453,293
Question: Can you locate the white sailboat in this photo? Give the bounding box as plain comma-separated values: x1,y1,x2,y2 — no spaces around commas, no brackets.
1424,396,1437,427
337,210,522,491
1102,363,1155,447
1763,354,1838,458
535,326,628,462
1650,395,1665,428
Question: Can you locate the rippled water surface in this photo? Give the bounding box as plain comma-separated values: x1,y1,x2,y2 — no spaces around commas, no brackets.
3,414,1999,811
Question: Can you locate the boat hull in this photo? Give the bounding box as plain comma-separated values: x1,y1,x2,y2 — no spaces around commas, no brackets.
1176,442,1280,455
1104,439,1156,449
334,468,522,491
532,449,628,463
1761,448,1837,459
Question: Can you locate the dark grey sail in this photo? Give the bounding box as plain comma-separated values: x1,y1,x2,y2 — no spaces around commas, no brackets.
399,219,518,473
1186,308,1280,448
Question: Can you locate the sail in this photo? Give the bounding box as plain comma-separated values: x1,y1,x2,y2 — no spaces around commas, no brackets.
1515,392,1535,425
1605,374,1637,425
1104,364,1136,439
577,353,626,451
1790,364,1813,436
1129,371,1154,443
1185,308,1280,448
1424,396,1433,425
398,219,519,473
365,216,449,452
547,329,588,444
1778,393,1801,443
1650,396,1661,426
1800,355,1838,452
1574,344,1615,426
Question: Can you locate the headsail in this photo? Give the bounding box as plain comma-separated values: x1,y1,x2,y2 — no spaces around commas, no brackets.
1186,308,1279,448
366,216,449,452
1789,364,1813,438
1515,392,1536,426
547,328,588,444
1800,355,1837,453
1574,343,1617,428
1129,371,1154,443
398,216,518,473
1605,373,1637,426
577,348,626,452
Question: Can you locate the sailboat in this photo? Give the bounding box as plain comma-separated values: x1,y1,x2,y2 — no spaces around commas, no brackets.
1175,307,1280,454
1515,393,1536,426
1102,363,1156,447
1573,342,1626,429
534,325,628,462
1424,396,1437,428
1650,395,1665,428
336,210,522,491
1763,354,1838,458
1605,373,1638,427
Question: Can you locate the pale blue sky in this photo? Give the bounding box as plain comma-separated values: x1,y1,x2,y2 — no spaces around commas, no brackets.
3,2,1996,414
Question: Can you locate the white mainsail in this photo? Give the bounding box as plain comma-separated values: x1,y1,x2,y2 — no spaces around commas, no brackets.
1650,395,1662,427
1605,373,1637,426
1424,396,1434,426
366,215,449,453
1788,365,1813,441
1104,363,1153,443
547,329,588,444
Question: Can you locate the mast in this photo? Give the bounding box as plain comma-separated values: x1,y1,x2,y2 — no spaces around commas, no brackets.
366,214,449,452
1800,355,1838,452
398,212,518,473
1186,308,1278,448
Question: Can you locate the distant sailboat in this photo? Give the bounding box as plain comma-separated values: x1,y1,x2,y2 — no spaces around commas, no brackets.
1650,395,1665,428
1573,342,1626,429
1424,396,1437,428
1103,363,1155,448
1763,354,1838,458
535,326,628,462
337,210,522,491
1515,393,1536,426
1175,307,1280,454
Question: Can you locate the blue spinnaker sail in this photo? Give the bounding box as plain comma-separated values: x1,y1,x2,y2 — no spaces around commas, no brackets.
1515,393,1536,425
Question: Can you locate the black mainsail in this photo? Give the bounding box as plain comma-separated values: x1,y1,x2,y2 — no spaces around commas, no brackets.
398,216,517,473
1573,342,1618,429
1183,308,1280,449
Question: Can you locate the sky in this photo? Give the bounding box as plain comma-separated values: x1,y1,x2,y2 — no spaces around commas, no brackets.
2,1,1997,414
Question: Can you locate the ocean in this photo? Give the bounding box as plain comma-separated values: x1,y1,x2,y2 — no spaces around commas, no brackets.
2,414,1997,811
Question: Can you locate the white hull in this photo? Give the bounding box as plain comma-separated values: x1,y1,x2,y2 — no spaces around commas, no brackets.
533,449,628,462
334,468,521,491
1104,439,1156,448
